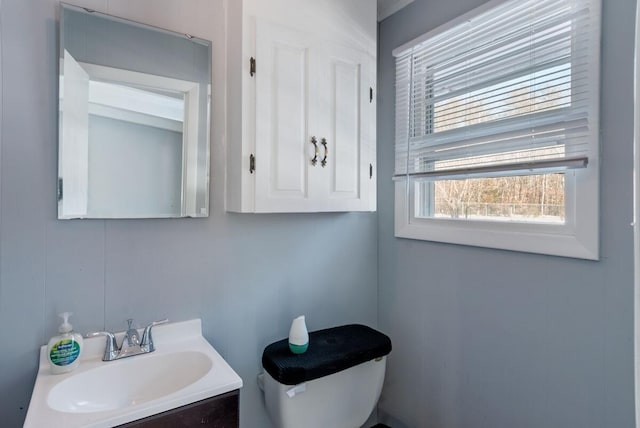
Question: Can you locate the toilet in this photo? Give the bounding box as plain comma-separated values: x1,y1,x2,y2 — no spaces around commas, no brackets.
258,324,392,428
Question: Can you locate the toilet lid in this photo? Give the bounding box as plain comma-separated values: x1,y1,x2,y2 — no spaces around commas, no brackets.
261,324,392,385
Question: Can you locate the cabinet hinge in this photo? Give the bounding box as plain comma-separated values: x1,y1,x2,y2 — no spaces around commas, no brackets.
249,154,256,174
369,163,373,179
250,57,256,77
369,87,373,103
57,177,63,201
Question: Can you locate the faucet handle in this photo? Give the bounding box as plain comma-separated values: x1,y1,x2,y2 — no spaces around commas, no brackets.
140,319,169,352
123,318,140,348
86,331,119,361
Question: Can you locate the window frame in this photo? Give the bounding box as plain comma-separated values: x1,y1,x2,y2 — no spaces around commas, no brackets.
393,0,601,260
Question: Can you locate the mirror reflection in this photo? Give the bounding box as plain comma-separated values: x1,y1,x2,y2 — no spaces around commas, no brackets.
58,4,211,219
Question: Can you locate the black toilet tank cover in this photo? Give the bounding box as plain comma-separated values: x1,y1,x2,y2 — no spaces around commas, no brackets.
261,324,392,385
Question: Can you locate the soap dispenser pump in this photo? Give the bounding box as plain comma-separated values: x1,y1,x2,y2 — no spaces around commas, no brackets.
47,312,83,374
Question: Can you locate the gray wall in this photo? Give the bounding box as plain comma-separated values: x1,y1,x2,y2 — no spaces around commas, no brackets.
377,1,636,427
0,1,377,427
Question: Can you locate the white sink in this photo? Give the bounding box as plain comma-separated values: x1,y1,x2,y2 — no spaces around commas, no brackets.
24,319,243,427
47,350,213,413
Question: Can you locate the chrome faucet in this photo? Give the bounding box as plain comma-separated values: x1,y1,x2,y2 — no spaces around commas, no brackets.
123,318,140,348
87,318,168,361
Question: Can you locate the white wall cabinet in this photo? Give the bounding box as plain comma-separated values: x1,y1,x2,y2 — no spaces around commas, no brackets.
226,0,377,213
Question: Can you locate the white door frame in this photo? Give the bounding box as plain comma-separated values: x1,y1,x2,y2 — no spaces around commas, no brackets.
76,62,201,216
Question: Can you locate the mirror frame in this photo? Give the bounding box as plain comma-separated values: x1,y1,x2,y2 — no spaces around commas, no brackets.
58,3,212,219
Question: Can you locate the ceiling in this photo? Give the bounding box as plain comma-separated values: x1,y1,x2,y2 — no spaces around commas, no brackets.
377,0,415,21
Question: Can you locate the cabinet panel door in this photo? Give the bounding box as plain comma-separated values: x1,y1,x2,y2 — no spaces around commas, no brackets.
117,390,239,427
254,21,322,212
318,44,374,211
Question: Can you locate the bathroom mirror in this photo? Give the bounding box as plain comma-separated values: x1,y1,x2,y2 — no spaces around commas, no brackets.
58,4,211,219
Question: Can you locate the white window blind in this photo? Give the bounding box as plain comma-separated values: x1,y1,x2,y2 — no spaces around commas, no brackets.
393,0,601,181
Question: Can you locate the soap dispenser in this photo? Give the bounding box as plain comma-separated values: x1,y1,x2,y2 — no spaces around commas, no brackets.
47,312,83,374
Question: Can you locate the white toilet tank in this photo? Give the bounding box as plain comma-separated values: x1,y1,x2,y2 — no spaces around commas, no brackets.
260,324,392,428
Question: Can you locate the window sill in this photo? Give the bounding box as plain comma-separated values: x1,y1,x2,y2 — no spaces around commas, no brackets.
394,182,599,260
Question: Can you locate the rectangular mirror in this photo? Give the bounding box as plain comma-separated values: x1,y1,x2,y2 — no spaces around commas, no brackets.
58,4,211,219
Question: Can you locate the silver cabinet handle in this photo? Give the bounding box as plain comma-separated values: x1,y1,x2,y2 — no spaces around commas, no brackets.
311,136,319,166
321,138,328,167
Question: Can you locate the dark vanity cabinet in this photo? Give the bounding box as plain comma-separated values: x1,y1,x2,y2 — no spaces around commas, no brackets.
117,390,239,428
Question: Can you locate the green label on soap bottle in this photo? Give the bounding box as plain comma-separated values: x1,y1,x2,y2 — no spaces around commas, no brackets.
50,339,80,366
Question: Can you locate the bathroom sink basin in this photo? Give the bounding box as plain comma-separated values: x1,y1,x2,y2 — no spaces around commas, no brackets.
24,319,242,427
47,351,213,413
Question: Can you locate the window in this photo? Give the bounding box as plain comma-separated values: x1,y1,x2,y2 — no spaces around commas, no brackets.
393,0,601,259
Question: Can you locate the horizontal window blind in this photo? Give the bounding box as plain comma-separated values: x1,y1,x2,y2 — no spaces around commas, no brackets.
393,0,601,181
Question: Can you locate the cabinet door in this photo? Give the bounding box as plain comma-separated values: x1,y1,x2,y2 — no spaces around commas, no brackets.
254,21,324,212
117,390,239,427
316,44,375,211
